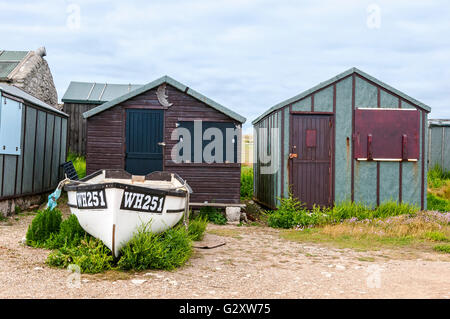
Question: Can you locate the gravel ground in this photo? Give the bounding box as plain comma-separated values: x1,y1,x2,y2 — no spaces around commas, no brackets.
0,211,449,299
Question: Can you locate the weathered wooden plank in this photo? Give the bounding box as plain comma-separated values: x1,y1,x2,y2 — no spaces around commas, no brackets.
33,110,46,192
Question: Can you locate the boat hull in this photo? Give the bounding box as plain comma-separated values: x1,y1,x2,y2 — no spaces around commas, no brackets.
65,170,191,257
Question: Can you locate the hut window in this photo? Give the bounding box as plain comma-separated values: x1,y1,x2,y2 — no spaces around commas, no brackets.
354,108,420,161
177,121,238,163
0,97,22,155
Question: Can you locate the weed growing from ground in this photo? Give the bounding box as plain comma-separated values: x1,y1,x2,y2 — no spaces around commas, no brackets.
198,206,227,225
46,237,113,273
240,166,253,200
188,217,208,241
117,224,192,271
268,194,419,229
427,193,450,212
45,214,88,249
26,208,62,247
433,244,450,253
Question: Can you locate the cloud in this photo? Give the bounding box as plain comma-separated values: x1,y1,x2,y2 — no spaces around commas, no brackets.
0,0,448,129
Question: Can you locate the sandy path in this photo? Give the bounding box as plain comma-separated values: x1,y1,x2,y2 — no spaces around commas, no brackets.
0,214,449,299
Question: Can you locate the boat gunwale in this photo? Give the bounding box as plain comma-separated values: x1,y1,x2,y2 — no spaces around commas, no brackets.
63,169,193,196
64,181,188,197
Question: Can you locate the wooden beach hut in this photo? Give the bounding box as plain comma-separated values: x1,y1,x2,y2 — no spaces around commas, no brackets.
83,76,246,205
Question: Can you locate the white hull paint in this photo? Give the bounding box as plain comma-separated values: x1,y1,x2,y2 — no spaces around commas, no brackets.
65,170,191,257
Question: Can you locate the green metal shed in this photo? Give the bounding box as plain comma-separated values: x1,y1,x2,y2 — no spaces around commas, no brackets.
252,67,431,210
428,119,450,172
0,83,68,215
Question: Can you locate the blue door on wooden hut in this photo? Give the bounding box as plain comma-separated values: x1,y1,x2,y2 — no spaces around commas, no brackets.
125,109,164,175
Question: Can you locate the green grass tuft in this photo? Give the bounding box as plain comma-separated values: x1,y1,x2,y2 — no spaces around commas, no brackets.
433,244,450,253
26,208,62,247
198,206,227,225
427,193,450,212
46,237,113,273
240,166,253,200
67,151,86,179
117,224,192,271
188,216,208,241
45,214,89,249
428,164,450,189
424,231,449,242
268,194,419,229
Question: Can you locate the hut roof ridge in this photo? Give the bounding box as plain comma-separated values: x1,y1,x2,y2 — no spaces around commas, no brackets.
252,67,431,125
82,75,246,123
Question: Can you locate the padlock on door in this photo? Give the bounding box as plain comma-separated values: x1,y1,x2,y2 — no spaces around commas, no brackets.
289,145,298,159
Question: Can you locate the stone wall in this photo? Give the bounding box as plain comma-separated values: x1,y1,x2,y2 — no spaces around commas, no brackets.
9,49,58,107
0,194,45,217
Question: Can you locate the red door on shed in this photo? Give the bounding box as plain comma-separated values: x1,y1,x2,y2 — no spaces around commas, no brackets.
290,115,333,208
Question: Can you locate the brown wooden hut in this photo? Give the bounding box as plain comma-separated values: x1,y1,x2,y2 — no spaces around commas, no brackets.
83,76,246,204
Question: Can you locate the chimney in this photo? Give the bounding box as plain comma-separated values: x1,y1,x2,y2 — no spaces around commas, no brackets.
35,46,46,57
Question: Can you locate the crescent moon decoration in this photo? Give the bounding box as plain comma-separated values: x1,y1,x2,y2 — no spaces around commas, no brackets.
156,83,173,107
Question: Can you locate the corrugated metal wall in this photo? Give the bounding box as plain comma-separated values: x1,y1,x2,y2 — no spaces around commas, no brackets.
428,124,450,172
253,110,281,208
63,103,98,155
254,72,428,210
0,103,68,200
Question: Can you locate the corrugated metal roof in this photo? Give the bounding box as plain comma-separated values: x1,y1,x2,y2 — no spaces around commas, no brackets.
61,81,143,104
0,83,68,117
429,119,450,127
82,75,247,123
252,67,432,125
0,51,30,79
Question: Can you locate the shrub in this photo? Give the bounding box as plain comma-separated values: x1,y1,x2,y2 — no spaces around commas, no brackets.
188,217,208,241
267,194,307,229
46,237,113,273
117,224,192,271
26,208,62,247
433,244,450,254
45,214,88,249
240,166,253,200
199,206,227,225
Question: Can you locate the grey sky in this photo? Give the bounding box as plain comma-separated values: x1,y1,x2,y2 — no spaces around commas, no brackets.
1,0,449,133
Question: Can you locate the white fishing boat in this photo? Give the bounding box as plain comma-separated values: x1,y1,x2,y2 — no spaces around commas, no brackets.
64,169,192,257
